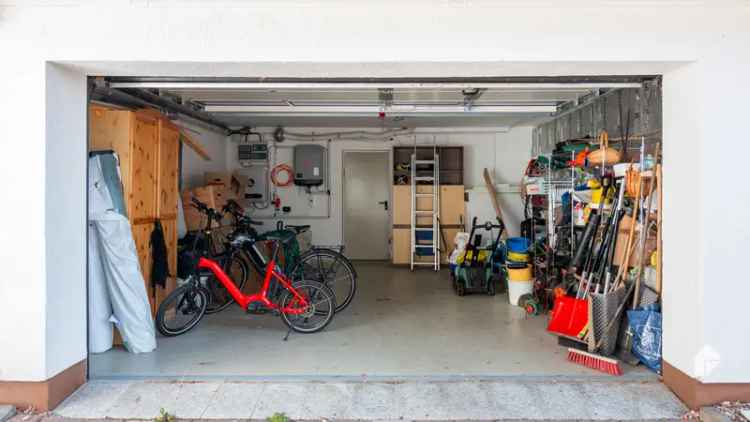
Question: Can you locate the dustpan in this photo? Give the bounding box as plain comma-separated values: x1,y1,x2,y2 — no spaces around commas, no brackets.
547,295,589,338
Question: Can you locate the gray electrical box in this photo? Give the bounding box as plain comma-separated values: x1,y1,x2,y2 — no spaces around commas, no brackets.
235,167,268,204
293,145,326,186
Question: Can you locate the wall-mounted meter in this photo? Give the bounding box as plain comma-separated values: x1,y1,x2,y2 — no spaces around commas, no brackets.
293,144,326,187
238,143,268,167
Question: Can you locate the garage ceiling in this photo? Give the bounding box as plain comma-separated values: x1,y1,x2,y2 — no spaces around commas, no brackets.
106,79,645,129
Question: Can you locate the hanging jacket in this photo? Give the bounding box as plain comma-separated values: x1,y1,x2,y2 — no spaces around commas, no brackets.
151,219,169,288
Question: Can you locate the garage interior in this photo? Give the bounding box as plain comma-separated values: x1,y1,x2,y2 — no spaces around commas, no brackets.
86,77,662,380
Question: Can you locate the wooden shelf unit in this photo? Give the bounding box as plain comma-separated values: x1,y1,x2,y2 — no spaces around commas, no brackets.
392,146,464,185
390,145,465,265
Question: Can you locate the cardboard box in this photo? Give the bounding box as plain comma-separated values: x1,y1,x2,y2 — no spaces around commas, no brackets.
182,187,225,231
204,172,246,199
182,190,206,231
204,172,233,188
613,231,657,268
195,184,229,210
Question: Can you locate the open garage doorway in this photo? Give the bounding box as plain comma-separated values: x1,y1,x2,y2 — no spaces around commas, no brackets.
86,76,662,381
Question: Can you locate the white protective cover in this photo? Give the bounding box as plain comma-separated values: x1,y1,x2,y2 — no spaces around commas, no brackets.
88,154,156,354
88,223,114,353
92,212,157,354
88,156,115,353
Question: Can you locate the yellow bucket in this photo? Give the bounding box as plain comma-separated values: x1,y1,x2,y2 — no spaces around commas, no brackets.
508,264,533,281
507,251,530,262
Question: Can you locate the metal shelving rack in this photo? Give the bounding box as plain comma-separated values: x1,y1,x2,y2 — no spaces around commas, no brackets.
527,151,577,290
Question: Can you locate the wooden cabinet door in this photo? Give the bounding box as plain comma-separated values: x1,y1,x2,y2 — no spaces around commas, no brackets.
393,185,437,226
155,121,180,306
440,185,465,226
129,116,159,313
131,223,155,313
157,122,180,219
391,228,410,264
129,116,158,222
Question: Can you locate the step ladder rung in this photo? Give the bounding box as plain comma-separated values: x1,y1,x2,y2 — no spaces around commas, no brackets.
410,152,440,271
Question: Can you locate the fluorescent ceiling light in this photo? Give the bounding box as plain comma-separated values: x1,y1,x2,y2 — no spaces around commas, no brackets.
203,104,557,114
111,82,642,90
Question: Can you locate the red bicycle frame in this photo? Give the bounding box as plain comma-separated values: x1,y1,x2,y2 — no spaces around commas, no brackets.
197,255,310,315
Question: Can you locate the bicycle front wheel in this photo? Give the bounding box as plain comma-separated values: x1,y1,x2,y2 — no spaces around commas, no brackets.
155,282,208,337
291,249,356,313
279,280,335,333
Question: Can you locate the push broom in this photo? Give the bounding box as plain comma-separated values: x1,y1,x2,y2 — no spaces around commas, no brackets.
566,276,636,375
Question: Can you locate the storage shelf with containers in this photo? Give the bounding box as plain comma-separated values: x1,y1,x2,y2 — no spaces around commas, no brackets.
391,146,465,265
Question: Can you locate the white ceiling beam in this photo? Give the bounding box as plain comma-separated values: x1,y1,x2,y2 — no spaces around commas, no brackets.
111,82,642,90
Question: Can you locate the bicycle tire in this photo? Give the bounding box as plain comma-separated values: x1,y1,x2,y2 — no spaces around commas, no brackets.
155,282,209,337
204,253,249,314
291,248,357,313
279,280,336,333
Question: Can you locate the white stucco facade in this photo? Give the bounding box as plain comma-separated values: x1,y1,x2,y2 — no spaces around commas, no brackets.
0,0,748,385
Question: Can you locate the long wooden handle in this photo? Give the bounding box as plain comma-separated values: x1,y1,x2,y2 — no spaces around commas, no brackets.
655,163,663,295
599,131,609,169
633,176,657,309
614,173,642,289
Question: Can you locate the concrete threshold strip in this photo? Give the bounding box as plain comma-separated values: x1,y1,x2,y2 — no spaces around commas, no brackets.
54,378,686,421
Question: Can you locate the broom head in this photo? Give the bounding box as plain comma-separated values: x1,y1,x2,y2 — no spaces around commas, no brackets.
567,348,622,376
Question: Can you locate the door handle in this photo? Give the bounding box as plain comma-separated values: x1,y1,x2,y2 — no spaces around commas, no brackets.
378,200,389,211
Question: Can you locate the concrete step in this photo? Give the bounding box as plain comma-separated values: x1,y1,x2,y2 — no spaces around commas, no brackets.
54,379,686,420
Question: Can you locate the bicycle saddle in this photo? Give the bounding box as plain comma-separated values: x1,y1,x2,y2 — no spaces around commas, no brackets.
260,231,296,244
285,224,311,234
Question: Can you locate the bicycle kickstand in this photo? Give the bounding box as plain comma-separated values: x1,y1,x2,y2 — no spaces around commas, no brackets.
283,326,293,342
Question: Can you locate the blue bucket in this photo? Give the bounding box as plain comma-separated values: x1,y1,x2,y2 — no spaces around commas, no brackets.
507,237,530,253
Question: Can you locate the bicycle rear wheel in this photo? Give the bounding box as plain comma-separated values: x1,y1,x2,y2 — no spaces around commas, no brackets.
155,282,208,337
279,280,335,333
204,252,249,314
291,249,356,313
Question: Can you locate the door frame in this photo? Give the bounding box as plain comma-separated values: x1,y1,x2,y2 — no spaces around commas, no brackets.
341,149,393,260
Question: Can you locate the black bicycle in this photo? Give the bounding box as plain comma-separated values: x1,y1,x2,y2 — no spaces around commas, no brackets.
198,199,357,314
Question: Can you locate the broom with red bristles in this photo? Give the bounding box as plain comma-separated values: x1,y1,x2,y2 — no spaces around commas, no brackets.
567,348,623,376
566,280,637,376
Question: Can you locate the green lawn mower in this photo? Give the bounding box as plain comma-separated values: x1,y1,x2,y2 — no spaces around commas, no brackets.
451,217,506,296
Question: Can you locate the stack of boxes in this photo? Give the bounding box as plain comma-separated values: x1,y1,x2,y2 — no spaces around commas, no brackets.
182,172,249,231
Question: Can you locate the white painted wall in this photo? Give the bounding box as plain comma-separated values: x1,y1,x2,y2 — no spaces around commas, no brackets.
223,127,532,246
44,64,88,380
179,122,229,190
0,0,748,385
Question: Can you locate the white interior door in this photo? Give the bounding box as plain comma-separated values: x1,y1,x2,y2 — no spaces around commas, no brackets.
343,151,390,260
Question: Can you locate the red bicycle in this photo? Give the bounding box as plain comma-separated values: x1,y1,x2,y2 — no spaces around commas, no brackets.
155,199,336,336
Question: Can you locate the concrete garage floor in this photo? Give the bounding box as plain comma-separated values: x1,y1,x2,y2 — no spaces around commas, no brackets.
90,262,654,379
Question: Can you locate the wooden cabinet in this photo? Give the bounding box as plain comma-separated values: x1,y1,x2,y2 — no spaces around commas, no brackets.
391,226,462,265
392,146,464,185
89,105,179,314
439,185,465,226
391,184,465,265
